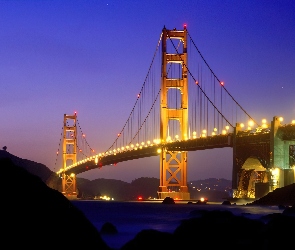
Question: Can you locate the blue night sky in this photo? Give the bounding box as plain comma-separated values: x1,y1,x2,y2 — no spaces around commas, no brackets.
1,1,294,182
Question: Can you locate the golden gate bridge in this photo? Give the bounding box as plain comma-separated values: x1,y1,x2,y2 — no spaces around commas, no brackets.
55,25,295,200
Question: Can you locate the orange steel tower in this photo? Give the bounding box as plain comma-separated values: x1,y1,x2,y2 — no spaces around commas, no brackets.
62,113,77,198
158,26,190,200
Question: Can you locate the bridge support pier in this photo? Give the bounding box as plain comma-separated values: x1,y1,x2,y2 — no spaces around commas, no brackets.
158,26,190,200
62,172,77,199
61,113,78,199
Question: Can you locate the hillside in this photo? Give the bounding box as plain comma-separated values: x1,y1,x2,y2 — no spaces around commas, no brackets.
0,149,53,183
0,149,230,201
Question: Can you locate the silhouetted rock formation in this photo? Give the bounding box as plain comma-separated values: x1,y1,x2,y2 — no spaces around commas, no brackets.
162,197,175,204
121,209,295,249
0,157,111,249
121,229,175,250
222,200,231,205
0,149,53,183
247,183,295,206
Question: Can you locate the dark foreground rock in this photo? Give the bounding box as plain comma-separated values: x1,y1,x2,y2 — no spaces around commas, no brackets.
0,157,111,249
121,208,295,249
162,197,175,204
121,229,175,249
4,152,295,250
247,183,295,206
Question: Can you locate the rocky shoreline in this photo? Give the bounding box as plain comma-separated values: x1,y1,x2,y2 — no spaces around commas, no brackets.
1,156,295,249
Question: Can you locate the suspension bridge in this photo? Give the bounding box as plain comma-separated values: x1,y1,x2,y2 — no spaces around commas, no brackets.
55,25,295,200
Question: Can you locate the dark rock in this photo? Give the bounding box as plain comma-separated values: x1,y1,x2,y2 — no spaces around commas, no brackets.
174,210,265,249
0,149,53,183
260,213,283,224
263,213,295,248
121,229,175,250
162,197,175,204
221,200,231,205
100,222,118,234
248,183,295,206
0,157,111,249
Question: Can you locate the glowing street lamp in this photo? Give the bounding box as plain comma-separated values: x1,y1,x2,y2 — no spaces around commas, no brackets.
262,119,268,128
192,131,197,139
202,129,207,137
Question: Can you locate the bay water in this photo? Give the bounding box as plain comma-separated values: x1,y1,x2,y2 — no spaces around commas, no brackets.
71,200,283,249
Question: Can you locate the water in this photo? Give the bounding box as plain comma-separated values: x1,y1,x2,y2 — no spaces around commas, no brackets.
71,200,283,249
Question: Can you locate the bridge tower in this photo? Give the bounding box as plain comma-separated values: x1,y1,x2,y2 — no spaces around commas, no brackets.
62,113,77,199
158,26,190,200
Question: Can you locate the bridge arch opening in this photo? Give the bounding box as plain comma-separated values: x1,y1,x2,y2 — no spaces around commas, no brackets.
167,120,181,141
236,157,270,199
165,38,184,55
167,88,182,109
166,62,183,78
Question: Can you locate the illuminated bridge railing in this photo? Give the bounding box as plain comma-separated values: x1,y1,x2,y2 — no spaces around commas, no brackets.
58,125,295,176
236,133,271,145
57,134,233,175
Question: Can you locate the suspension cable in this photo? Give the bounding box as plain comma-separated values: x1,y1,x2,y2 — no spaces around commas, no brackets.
76,119,94,153
105,31,163,152
54,126,63,171
187,30,259,126
167,31,234,128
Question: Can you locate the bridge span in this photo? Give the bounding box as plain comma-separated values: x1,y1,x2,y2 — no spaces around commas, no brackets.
56,26,295,201
57,114,295,200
